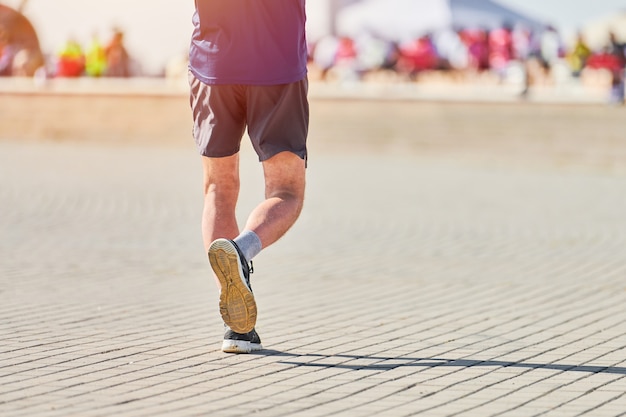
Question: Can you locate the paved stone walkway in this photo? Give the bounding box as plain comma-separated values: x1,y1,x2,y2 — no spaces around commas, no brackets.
1,109,626,415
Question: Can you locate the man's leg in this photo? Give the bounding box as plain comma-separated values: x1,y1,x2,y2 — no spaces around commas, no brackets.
242,151,306,249
201,153,240,256
203,152,259,336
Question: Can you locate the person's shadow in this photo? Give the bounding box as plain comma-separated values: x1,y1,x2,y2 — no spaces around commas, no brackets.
253,351,626,375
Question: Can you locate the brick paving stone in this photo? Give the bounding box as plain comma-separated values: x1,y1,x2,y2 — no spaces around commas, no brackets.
2,98,626,417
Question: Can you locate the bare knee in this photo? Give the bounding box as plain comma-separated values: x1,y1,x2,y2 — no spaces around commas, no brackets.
204,175,239,198
262,152,306,201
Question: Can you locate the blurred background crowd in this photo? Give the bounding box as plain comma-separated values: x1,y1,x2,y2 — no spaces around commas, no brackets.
308,26,624,96
0,0,625,103
0,3,134,79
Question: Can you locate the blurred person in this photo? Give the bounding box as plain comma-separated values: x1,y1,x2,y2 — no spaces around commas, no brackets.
512,26,532,62
433,28,469,72
512,26,533,97
104,28,131,77
608,31,626,70
539,25,563,74
85,33,107,77
567,32,592,77
397,34,438,80
353,32,388,76
0,6,44,77
608,31,626,61
586,44,624,104
520,29,554,91
488,23,514,79
311,34,339,81
333,36,360,80
460,28,490,73
56,37,84,77
380,40,401,72
188,0,309,353
335,36,358,65
0,24,15,76
607,31,625,104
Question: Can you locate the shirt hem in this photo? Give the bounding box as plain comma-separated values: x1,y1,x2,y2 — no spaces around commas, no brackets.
188,66,308,86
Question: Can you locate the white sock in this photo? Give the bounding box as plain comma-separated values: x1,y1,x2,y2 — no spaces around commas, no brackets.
234,230,262,262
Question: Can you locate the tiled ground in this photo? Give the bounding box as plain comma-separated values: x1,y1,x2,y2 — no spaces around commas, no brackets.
1,100,625,416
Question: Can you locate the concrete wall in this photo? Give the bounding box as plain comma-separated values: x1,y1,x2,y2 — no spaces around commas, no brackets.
0,92,189,142
2,80,623,175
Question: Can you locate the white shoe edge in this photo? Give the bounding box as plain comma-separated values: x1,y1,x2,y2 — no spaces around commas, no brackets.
221,339,263,354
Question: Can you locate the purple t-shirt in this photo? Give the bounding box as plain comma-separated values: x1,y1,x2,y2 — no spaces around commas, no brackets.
189,0,308,85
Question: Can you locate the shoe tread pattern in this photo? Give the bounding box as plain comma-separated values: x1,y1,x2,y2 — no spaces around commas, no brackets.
209,239,257,334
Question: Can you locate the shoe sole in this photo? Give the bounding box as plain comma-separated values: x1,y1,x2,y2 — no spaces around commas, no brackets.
208,239,257,334
222,339,263,354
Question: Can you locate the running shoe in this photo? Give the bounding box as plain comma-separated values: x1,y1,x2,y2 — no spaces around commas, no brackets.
208,238,257,334
222,325,262,354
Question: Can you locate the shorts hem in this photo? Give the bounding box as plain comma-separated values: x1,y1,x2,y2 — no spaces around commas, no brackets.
259,149,308,163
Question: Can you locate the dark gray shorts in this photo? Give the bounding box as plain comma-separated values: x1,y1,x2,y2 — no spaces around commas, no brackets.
189,71,309,162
